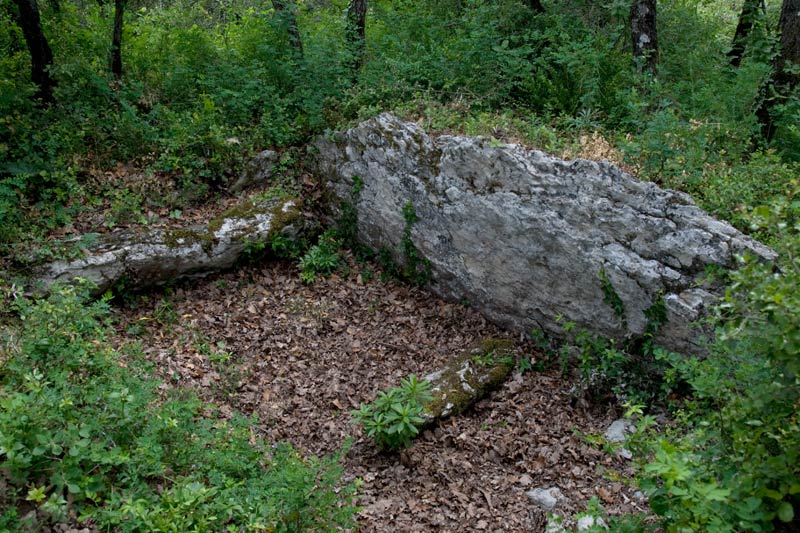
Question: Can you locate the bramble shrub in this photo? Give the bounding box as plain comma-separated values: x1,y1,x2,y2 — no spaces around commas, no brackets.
638,187,800,531
351,374,433,450
0,281,356,531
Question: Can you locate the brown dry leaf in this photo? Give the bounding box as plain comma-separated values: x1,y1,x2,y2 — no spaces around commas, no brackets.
598,486,615,504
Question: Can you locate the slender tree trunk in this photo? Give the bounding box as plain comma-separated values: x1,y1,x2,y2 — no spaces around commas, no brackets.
110,0,125,79
272,0,303,59
776,0,800,80
756,0,800,141
12,0,56,104
729,0,763,67
525,0,544,13
345,0,367,75
630,0,658,76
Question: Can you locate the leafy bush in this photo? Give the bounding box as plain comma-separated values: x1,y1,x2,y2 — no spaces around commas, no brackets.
351,374,433,450
696,152,800,237
0,281,356,531
638,187,800,531
298,229,342,283
557,292,672,407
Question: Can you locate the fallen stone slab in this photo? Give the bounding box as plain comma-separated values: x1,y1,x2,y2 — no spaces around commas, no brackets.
313,113,776,354
32,197,304,294
421,338,515,424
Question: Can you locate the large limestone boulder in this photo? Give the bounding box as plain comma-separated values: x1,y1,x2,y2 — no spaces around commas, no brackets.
33,197,304,294
313,114,776,354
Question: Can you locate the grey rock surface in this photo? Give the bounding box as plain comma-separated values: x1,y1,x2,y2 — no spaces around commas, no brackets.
545,516,568,533
577,515,608,531
605,418,636,460
34,197,302,294
527,487,565,510
604,419,635,443
230,149,279,193
313,113,776,354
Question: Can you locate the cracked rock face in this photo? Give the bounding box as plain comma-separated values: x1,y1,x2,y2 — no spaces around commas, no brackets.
230,149,279,193
313,113,776,354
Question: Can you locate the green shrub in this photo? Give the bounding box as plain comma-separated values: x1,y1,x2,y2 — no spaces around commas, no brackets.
0,281,356,531
298,229,342,283
351,374,433,450
697,152,800,238
638,187,800,531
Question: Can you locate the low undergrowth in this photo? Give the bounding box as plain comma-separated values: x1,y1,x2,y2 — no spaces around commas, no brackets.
554,189,800,532
351,374,433,451
633,190,800,532
0,281,356,531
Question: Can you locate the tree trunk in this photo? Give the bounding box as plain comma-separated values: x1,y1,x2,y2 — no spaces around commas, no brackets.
756,0,800,141
630,0,658,76
776,0,800,81
272,0,303,59
729,0,763,68
12,0,56,104
525,0,544,13
110,0,124,79
345,0,367,75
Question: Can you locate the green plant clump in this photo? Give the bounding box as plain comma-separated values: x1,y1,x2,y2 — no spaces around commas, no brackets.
598,266,626,326
0,281,356,531
298,228,342,283
377,202,433,286
399,202,433,286
351,374,433,450
637,188,800,532
557,317,673,407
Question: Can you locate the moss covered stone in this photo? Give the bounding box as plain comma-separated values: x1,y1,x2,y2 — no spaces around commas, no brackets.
163,227,216,254
421,337,515,424
34,196,305,294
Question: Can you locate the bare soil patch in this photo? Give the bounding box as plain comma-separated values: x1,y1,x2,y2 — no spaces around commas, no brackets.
111,256,645,532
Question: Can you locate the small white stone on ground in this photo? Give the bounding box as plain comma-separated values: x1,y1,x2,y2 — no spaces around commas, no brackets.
545,514,569,533
604,419,635,443
577,515,608,531
526,486,564,510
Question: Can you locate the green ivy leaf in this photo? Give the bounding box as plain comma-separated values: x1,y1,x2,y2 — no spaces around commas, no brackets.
778,502,794,523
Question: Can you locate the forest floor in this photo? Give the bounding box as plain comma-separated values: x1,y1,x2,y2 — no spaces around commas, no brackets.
109,253,648,532
23,163,654,531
